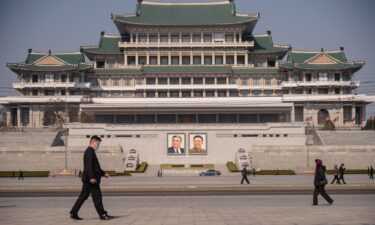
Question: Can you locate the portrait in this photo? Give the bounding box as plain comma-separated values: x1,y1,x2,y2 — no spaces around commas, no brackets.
167,134,185,155
188,133,207,155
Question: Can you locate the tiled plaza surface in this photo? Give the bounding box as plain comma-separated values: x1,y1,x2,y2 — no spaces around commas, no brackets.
0,195,374,225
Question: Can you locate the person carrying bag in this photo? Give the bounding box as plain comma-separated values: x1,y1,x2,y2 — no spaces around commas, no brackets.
313,159,333,206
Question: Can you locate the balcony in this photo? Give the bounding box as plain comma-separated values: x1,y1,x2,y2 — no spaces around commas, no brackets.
12,82,91,89
118,41,254,49
281,81,360,88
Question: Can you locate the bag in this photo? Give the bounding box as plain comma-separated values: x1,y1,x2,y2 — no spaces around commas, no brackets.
318,178,328,185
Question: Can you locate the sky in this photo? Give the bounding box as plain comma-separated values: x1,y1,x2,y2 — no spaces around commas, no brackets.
0,0,374,116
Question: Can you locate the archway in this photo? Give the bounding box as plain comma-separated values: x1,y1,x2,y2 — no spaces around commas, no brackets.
318,109,329,125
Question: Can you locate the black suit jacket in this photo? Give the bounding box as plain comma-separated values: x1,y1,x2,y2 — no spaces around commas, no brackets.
167,147,185,154
82,147,105,183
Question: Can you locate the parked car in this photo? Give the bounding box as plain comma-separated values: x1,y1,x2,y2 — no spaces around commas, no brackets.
199,169,221,176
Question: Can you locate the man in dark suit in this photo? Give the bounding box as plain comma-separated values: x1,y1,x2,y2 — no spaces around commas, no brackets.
167,135,185,154
240,166,250,184
70,135,113,220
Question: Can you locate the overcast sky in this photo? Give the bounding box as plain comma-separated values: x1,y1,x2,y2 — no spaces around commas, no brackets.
0,0,374,116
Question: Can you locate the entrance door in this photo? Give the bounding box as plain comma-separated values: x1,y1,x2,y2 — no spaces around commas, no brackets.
21,108,30,126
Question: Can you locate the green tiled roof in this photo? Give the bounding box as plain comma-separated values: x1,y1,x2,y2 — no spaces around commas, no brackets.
252,35,289,53
232,67,279,74
7,50,92,73
282,49,364,72
112,1,258,26
82,35,123,58
142,65,232,74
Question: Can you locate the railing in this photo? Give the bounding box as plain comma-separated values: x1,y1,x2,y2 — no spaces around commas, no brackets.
118,41,254,48
280,81,360,87
12,82,91,89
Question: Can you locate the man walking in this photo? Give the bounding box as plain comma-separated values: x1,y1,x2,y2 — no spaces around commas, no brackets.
241,166,250,184
370,166,374,179
338,163,346,184
18,170,24,180
313,159,333,205
70,135,113,220
330,165,340,184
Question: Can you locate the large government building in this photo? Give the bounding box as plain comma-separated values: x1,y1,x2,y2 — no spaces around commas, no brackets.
1,0,374,171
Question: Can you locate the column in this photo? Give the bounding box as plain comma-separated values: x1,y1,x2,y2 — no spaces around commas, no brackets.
6,106,11,126
124,53,128,66
223,52,226,64
201,51,204,65
29,105,33,127
234,51,238,65
168,51,171,65
245,53,248,66
212,51,216,65
135,52,139,66
146,51,150,65
291,106,295,123
351,103,356,124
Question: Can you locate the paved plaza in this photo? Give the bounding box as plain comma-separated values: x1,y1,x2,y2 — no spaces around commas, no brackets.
0,195,374,225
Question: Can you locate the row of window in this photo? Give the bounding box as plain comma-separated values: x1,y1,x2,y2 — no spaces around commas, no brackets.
94,77,278,86
292,72,351,82
28,74,80,83
131,32,240,44
94,113,287,124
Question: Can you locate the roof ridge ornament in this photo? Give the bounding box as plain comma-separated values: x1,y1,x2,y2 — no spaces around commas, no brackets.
136,0,142,16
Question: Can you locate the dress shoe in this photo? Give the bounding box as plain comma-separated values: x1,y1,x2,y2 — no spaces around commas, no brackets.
329,200,334,205
70,214,83,220
100,214,113,220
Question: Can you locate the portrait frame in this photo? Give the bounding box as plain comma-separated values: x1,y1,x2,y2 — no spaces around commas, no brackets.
167,133,186,155
188,133,208,155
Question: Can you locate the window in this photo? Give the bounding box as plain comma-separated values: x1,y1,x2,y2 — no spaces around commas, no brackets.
305,73,312,82
205,77,215,85
171,34,179,43
135,78,143,85
253,78,260,85
182,34,190,43
60,74,67,82
170,91,179,97
44,73,54,82
96,61,105,68
267,60,276,67
307,88,312,94
182,91,191,97
204,56,212,65
225,33,234,42
172,56,179,65
219,114,237,123
229,91,238,97
100,91,109,97
138,56,147,65
214,32,224,42
334,73,341,81
32,75,39,83
237,55,245,65
229,77,237,84
127,56,136,65
318,88,329,94
217,77,226,84
226,56,234,65
215,56,223,65
61,89,66,96
146,91,155,97
198,114,216,123
193,56,201,65
160,34,168,43
264,91,273,96
158,78,168,85
146,78,156,85
204,34,212,43
335,88,341,94
265,78,272,85
112,79,120,86
32,90,38,96
206,91,215,97
149,34,158,43
318,72,328,81
160,56,168,65
101,79,108,86
138,34,147,43
135,91,144,97
150,56,158,65
124,91,132,97
193,34,201,43
241,78,248,85
124,79,132,86
241,91,249,97
218,90,226,97
252,91,261,96
181,78,191,85
194,91,203,97
112,91,121,97
182,56,190,65
193,77,203,85
170,78,179,85
158,91,167,97
44,89,55,96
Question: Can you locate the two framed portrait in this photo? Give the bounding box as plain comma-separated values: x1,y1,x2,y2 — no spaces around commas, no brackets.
167,133,207,155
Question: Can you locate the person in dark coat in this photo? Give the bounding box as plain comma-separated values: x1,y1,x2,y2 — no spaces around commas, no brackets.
313,159,333,206
338,163,346,184
240,166,250,184
370,166,374,179
18,170,24,180
330,165,340,184
70,135,113,220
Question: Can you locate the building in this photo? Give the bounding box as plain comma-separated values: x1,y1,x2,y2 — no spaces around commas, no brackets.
1,0,374,169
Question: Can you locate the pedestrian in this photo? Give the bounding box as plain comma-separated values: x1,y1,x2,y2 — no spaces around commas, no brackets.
313,159,333,206
338,163,346,184
18,170,24,180
78,169,82,178
12,170,15,179
368,167,371,177
160,169,163,178
330,165,340,184
240,166,250,184
275,168,279,176
370,166,374,179
157,170,160,177
252,168,256,176
70,135,114,220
